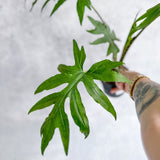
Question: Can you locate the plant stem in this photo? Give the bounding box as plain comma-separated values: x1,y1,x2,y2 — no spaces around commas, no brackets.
113,54,117,61
90,4,108,27
120,28,145,62
119,12,146,62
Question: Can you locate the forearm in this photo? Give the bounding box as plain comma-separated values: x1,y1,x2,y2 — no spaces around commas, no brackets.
114,68,160,159
133,78,160,160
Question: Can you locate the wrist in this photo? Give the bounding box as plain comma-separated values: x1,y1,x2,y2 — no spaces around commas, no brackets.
130,76,150,100
132,77,151,100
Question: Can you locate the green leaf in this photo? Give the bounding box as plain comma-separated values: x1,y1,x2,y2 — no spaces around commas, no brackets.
87,16,120,57
41,105,69,155
30,0,38,11
77,0,91,25
41,0,51,12
87,60,130,83
135,3,160,32
70,87,89,138
120,3,160,62
58,108,70,155
29,40,125,155
39,71,84,155
38,71,85,155
73,40,86,70
30,40,86,155
31,0,67,16
89,70,130,83
88,59,123,71
31,0,91,25
58,65,78,74
40,115,57,155
28,92,60,114
50,0,67,16
35,74,71,94
82,75,117,119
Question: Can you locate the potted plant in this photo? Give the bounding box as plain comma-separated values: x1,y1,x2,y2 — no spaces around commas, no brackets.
28,0,160,155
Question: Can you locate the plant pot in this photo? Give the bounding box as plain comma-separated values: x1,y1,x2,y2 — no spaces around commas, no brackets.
101,81,123,97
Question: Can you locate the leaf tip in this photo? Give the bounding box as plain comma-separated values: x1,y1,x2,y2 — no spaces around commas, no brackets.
65,149,68,156
49,11,54,17
87,16,91,20
34,88,41,94
40,8,44,13
84,133,89,139
90,42,96,45
28,107,34,115
41,148,45,156
114,114,117,120
80,20,83,25
73,39,76,44
34,91,38,94
41,142,46,156
29,7,33,12
86,29,90,33
28,110,31,115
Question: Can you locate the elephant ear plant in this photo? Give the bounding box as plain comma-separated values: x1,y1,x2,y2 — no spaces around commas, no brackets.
28,1,160,156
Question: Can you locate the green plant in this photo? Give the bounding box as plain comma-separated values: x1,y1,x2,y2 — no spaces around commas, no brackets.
29,1,160,156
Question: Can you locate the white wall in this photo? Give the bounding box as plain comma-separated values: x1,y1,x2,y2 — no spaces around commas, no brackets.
0,0,160,159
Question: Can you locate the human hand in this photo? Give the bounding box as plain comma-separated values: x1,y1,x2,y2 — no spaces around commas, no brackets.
110,66,143,95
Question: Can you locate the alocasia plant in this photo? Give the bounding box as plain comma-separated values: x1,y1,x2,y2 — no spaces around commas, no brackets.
29,0,160,156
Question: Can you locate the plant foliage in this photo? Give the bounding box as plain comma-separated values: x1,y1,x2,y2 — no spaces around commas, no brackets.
29,40,129,155
29,0,160,156
31,0,91,24
77,0,91,25
87,16,120,57
120,3,160,61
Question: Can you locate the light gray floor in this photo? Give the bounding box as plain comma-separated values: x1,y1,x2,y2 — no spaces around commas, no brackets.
1,0,160,159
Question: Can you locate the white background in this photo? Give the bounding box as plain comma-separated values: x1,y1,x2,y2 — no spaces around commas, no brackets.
1,0,160,159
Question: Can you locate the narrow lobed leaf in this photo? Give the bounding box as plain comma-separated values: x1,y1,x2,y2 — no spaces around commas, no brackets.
73,40,86,70
70,87,89,138
87,16,120,57
41,116,57,155
135,3,160,31
90,37,107,45
86,60,130,83
87,59,123,72
120,3,160,62
77,0,91,25
58,108,70,155
58,64,78,74
41,100,69,155
30,40,123,156
88,70,130,83
87,16,105,35
82,75,117,119
107,42,119,56
30,0,38,11
79,46,86,69
28,92,60,114
35,74,71,94
39,67,86,155
50,0,67,16
73,39,81,68
41,0,51,12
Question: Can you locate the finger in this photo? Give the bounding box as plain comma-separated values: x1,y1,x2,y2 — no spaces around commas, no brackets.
110,87,121,94
116,82,125,90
